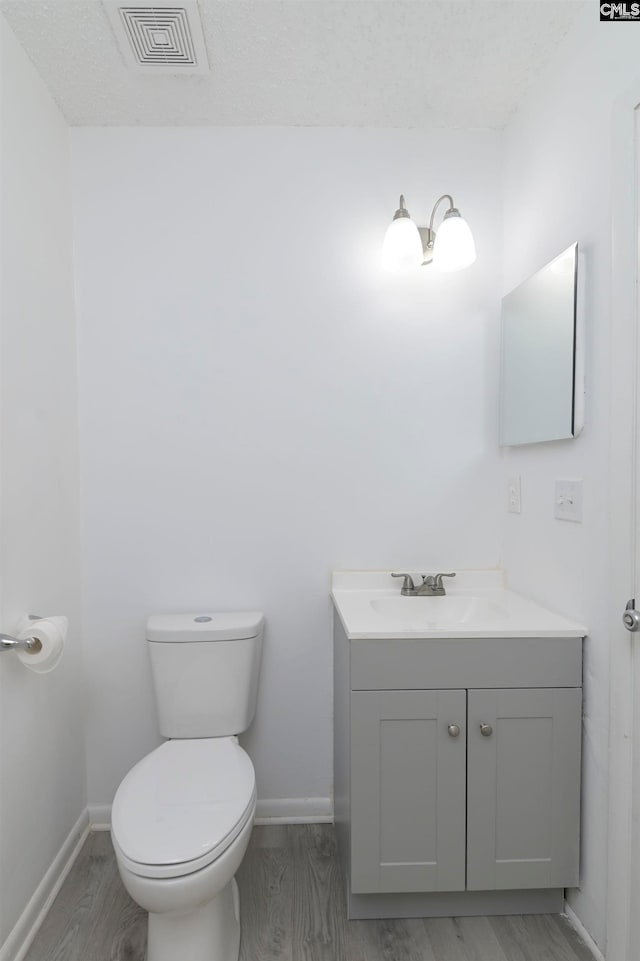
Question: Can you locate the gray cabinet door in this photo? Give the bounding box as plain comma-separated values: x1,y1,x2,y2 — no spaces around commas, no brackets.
466,688,582,891
350,689,466,893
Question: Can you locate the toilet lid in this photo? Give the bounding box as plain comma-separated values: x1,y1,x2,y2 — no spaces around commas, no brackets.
112,738,256,879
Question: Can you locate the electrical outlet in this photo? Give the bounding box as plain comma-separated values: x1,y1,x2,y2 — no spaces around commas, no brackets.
554,479,583,523
507,475,521,514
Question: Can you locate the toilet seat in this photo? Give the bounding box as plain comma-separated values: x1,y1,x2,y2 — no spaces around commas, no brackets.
112,737,256,880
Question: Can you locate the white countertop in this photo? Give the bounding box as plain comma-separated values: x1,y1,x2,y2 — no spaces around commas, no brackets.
331,570,586,639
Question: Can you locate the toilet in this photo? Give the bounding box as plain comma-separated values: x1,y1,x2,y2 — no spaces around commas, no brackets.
111,611,264,961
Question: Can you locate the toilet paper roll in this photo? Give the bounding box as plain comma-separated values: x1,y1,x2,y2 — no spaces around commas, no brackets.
16,616,67,674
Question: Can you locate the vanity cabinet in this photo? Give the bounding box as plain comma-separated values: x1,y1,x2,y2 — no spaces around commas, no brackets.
333,613,583,919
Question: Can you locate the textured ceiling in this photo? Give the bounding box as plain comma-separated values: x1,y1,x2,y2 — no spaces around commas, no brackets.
1,1,586,128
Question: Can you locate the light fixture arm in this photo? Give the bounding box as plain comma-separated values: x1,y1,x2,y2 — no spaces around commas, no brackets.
418,194,457,264
392,194,412,221
428,194,455,234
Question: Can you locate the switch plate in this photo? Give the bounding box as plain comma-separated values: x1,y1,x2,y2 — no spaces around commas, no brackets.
507,475,521,514
554,479,583,523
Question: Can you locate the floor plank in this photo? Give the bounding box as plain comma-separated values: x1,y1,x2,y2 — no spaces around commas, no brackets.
22,826,598,961
237,829,293,961
349,917,439,961
289,824,346,961
452,917,510,961
23,832,146,961
490,914,592,961
424,917,475,961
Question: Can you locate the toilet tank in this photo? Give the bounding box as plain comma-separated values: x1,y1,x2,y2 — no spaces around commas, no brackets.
146,612,264,738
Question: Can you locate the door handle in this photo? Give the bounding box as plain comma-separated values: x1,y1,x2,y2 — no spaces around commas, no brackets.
623,599,640,632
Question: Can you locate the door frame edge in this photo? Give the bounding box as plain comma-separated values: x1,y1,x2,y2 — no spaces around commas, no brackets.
606,82,640,961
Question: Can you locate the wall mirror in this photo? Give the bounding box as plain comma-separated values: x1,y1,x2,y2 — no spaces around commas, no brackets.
499,242,584,447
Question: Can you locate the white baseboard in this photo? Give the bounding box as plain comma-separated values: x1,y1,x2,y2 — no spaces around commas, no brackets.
563,903,605,961
254,797,333,824
0,809,90,961
88,803,112,831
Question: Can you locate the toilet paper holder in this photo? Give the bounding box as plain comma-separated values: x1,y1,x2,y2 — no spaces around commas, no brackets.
0,615,44,655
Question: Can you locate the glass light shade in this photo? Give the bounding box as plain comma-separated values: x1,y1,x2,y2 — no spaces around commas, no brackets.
432,215,476,273
381,216,424,272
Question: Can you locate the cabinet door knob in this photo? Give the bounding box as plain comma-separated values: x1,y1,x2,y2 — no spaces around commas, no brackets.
480,723,493,737
447,724,460,738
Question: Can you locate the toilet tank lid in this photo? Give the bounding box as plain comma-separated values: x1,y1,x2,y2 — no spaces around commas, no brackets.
147,612,264,642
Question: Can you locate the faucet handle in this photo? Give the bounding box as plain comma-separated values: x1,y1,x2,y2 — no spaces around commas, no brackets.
433,572,456,589
391,573,416,595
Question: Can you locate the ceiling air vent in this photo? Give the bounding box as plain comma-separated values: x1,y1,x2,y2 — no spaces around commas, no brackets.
104,0,210,75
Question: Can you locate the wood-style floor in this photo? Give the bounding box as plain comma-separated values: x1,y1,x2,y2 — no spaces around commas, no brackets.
24,824,597,961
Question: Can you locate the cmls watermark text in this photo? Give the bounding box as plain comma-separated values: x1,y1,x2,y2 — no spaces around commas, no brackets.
600,2,640,19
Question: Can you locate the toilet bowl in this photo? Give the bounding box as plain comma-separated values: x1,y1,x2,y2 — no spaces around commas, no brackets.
112,737,257,961
111,612,264,961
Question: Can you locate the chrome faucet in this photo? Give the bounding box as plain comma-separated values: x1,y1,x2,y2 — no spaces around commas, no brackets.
391,572,456,596
418,572,456,595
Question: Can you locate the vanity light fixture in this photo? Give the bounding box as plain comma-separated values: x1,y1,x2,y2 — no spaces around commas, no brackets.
381,194,476,273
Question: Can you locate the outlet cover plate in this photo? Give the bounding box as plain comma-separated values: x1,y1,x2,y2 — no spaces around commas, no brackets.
507,475,521,514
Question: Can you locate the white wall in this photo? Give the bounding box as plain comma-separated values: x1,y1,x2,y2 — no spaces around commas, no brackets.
0,19,84,952
71,126,504,812
501,10,640,951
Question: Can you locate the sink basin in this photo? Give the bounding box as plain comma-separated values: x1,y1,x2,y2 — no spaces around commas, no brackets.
331,571,587,639
370,595,508,628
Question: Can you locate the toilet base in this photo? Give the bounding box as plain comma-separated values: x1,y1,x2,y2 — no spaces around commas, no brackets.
147,877,240,961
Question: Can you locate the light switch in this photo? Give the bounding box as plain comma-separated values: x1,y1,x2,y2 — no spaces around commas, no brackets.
507,475,521,514
554,479,583,523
